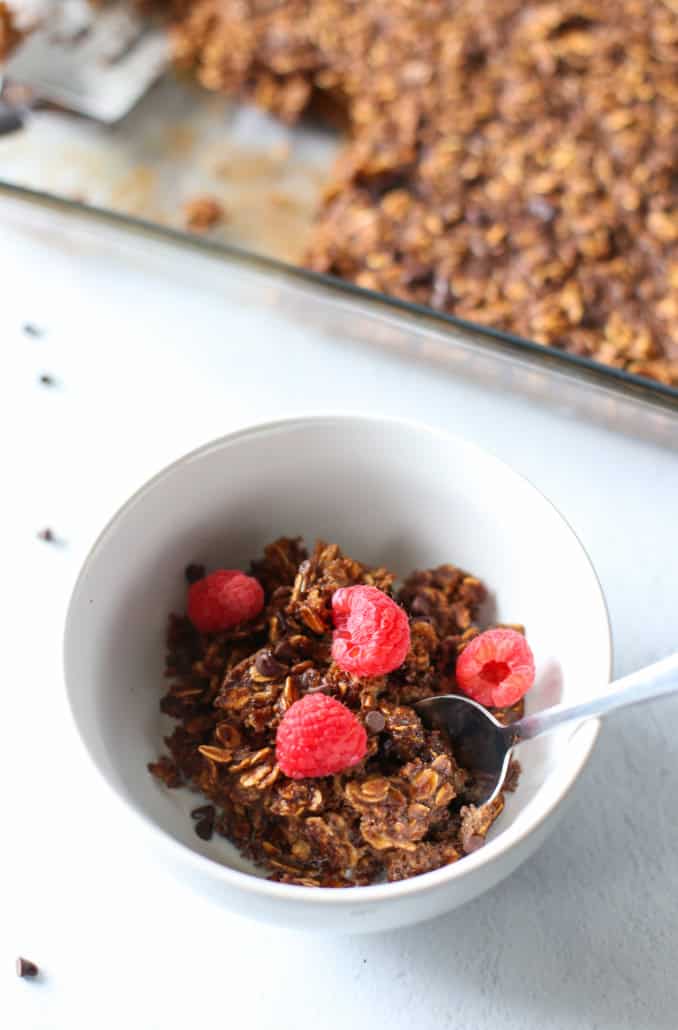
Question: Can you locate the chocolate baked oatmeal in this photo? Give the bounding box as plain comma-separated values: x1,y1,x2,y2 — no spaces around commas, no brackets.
149,538,529,886
145,0,678,387
4,1,677,384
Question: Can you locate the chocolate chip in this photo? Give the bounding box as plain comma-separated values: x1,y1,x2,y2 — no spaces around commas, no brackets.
194,815,214,840
365,710,386,734
16,958,39,978
255,650,287,678
190,804,215,820
22,323,43,337
184,563,206,584
37,527,55,543
463,834,485,854
38,373,55,386
276,610,288,634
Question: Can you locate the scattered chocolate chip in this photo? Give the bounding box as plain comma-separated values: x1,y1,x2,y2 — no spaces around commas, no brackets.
22,323,43,337
463,834,485,854
276,610,288,634
16,958,39,978
255,650,287,678
37,527,55,543
194,816,214,840
184,563,206,584
38,373,55,386
190,803,215,820
365,710,386,734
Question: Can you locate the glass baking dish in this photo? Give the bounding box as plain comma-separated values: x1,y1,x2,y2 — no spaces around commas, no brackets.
1,70,678,407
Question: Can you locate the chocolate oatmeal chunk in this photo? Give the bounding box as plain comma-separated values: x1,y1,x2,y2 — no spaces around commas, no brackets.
150,537,523,886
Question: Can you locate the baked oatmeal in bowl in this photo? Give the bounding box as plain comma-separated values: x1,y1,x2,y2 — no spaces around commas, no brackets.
64,415,611,932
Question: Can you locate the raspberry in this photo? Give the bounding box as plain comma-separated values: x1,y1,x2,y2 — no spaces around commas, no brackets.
187,569,264,633
455,628,535,708
331,585,410,677
275,693,367,779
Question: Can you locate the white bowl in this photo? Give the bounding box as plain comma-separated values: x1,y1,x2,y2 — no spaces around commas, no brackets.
64,414,611,933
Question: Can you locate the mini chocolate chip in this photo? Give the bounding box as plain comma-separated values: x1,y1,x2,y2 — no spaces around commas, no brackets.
190,804,215,820
365,711,386,734
16,958,39,978
23,323,43,337
194,816,214,840
39,373,55,386
37,527,55,543
184,563,206,584
276,610,288,633
255,650,287,678
463,834,485,854
411,595,431,616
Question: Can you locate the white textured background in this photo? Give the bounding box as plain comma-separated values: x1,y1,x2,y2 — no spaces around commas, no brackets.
2,195,677,1030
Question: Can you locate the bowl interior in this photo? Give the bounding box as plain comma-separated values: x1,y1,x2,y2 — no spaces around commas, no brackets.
65,416,610,885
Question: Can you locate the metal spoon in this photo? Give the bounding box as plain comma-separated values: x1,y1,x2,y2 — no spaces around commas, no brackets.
416,652,678,805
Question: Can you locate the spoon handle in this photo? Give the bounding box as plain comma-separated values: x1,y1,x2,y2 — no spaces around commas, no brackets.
511,652,678,743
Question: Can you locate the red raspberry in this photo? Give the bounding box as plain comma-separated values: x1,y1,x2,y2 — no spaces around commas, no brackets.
455,628,535,708
187,569,264,633
331,585,410,677
276,693,367,779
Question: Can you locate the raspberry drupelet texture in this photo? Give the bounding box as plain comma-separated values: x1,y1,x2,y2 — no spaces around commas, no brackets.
187,569,264,633
331,585,410,677
455,628,535,707
275,693,368,779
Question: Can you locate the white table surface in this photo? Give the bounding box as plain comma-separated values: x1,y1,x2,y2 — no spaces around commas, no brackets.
2,193,677,1030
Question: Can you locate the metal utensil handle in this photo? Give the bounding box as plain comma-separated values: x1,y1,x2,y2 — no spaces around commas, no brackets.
511,652,678,743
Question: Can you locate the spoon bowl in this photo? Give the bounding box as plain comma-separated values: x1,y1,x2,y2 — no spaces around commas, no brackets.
416,695,515,805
